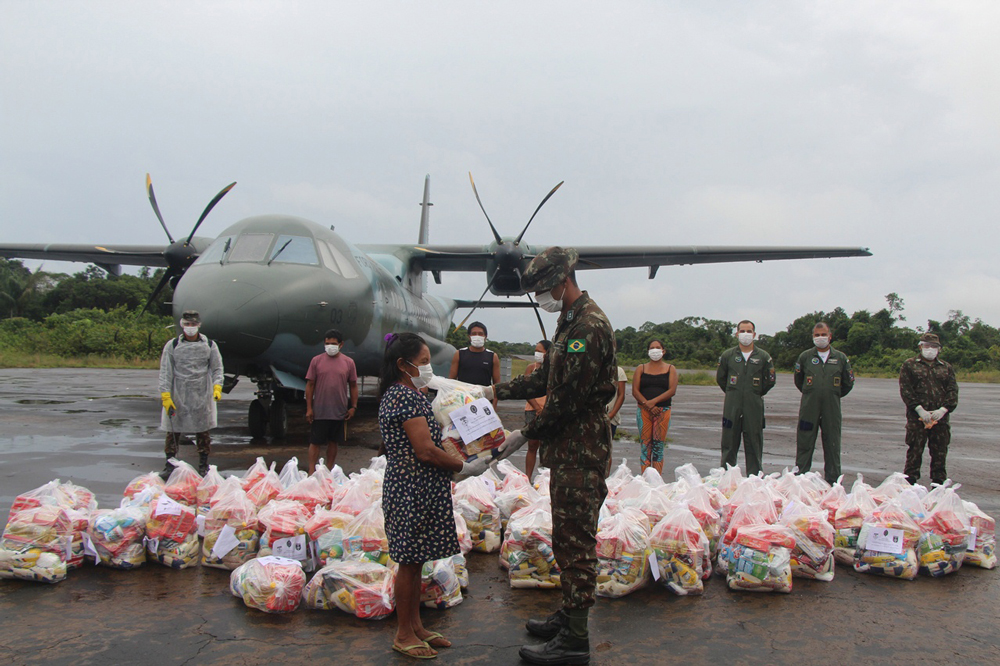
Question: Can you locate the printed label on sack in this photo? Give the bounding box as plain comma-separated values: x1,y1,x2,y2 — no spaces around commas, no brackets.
968,527,977,552
195,515,206,538
82,533,99,560
256,556,302,567
144,536,160,553
648,553,661,581
155,495,183,516
865,525,904,555
211,524,240,559
449,398,504,444
272,534,308,560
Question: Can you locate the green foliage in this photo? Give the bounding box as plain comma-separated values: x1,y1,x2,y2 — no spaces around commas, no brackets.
446,322,536,356
614,317,736,366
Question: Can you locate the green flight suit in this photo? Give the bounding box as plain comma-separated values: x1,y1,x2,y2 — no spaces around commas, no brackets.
793,347,854,483
716,346,775,476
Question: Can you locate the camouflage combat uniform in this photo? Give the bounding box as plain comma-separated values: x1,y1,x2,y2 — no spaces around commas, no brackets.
716,345,776,476
899,354,958,485
793,347,854,483
495,289,615,610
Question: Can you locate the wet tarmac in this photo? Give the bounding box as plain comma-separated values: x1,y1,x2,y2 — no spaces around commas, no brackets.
1,368,998,665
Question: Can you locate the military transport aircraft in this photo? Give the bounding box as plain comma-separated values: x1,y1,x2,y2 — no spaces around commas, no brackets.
0,174,870,437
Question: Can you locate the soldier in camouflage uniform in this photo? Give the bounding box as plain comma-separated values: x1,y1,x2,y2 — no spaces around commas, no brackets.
793,322,855,483
716,320,776,476
899,333,958,485
488,246,616,666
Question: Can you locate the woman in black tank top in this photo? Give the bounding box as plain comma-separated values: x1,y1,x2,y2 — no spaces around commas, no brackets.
631,339,678,474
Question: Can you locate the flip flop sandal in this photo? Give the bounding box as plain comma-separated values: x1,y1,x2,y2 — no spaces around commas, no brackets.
422,632,451,648
392,642,437,660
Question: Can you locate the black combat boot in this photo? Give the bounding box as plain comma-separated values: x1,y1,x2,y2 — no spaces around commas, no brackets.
159,457,174,481
519,609,590,665
526,609,568,639
198,453,210,476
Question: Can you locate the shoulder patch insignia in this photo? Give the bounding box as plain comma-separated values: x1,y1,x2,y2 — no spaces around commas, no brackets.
794,362,801,372
568,339,586,353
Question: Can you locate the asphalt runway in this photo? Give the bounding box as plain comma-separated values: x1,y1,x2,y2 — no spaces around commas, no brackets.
1,368,998,665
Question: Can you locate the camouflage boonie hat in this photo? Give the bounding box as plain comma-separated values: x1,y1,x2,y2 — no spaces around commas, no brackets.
919,333,941,347
521,246,579,292
180,310,201,324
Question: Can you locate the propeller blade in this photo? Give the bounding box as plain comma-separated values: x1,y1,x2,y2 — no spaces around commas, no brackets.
456,271,498,330
146,173,175,244
526,292,547,340
185,181,237,245
468,172,503,245
514,181,563,245
140,270,174,315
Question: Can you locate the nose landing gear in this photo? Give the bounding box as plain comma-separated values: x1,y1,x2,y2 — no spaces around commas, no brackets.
247,380,289,439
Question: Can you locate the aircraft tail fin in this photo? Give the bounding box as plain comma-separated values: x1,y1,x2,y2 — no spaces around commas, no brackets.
410,175,432,296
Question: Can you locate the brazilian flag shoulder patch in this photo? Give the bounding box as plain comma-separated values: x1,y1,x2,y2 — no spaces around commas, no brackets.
568,339,586,353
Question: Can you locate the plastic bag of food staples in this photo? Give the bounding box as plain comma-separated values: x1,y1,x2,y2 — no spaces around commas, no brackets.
428,377,505,459
717,464,745,500
454,478,502,553
241,456,269,491
455,510,473,555
59,481,97,513
305,507,355,566
278,456,306,489
451,553,469,589
717,496,777,577
495,479,541,528
202,479,260,570
596,507,651,598
123,472,166,503
8,480,69,516
682,485,722,558
725,523,795,593
421,557,464,609
146,494,199,569
779,501,835,581
246,462,282,509
277,476,328,514
854,497,922,580
962,500,997,569
230,556,306,613
197,465,226,515
917,488,970,577
503,507,561,589
301,559,395,619
342,504,390,566
88,506,146,569
163,458,202,507
833,482,877,566
0,505,72,583
819,477,847,526
310,459,341,505
650,505,711,595
256,500,312,564
331,481,371,517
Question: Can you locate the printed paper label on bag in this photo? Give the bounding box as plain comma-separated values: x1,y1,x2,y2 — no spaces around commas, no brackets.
968,527,977,552
865,526,904,554
155,495,183,516
449,398,504,444
648,553,661,581
144,537,160,553
82,533,99,560
195,515,206,537
211,524,240,559
257,556,302,567
273,535,308,560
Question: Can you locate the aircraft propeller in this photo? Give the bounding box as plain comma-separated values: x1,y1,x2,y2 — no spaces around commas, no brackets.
459,173,563,339
140,174,236,314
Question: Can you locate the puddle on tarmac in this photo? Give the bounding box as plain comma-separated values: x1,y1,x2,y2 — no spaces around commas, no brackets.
100,418,131,426
88,394,148,400
64,409,106,414
15,399,73,405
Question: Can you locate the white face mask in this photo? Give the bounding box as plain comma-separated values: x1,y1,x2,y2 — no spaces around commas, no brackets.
182,326,199,338
535,286,564,313
813,336,830,349
407,361,434,389
534,351,545,364
737,332,755,347
648,348,664,362
325,344,340,356
921,346,940,361
470,335,486,348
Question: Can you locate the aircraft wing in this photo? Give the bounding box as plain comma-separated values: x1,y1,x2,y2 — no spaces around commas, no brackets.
384,244,871,273
0,243,170,267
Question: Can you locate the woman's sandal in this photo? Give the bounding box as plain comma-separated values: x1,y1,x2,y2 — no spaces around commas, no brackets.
392,641,437,659
421,632,451,648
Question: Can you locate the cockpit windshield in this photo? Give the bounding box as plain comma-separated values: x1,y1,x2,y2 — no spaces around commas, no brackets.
193,236,233,265
227,233,275,263
269,235,319,265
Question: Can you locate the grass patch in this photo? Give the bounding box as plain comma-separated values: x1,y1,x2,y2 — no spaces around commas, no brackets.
0,351,159,369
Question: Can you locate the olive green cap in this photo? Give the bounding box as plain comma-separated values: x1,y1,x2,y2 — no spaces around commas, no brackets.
521,246,579,292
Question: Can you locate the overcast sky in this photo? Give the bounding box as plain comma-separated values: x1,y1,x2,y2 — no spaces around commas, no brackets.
3,2,998,343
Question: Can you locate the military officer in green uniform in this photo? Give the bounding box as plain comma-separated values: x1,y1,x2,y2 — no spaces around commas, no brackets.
793,322,855,483
485,246,616,666
716,320,776,476
899,333,958,485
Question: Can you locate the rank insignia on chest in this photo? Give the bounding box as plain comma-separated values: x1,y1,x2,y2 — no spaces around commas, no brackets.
568,339,586,353
752,377,760,387
729,375,738,385
834,377,841,386
828,358,839,364
806,376,813,386
749,357,760,364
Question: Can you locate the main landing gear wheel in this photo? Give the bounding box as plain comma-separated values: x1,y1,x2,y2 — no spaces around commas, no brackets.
248,399,268,438
268,398,288,439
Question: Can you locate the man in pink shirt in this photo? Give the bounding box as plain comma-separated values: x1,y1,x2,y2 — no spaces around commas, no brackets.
305,328,358,472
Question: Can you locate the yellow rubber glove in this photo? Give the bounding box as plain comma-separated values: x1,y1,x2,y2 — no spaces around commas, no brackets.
161,392,176,413
213,385,223,402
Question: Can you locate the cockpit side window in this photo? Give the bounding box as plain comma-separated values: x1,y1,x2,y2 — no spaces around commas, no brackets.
316,241,342,276
323,241,359,279
269,235,319,265
228,233,275,263
193,236,233,265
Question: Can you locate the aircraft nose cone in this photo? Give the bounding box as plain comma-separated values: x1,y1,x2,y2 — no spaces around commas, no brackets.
173,277,278,358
